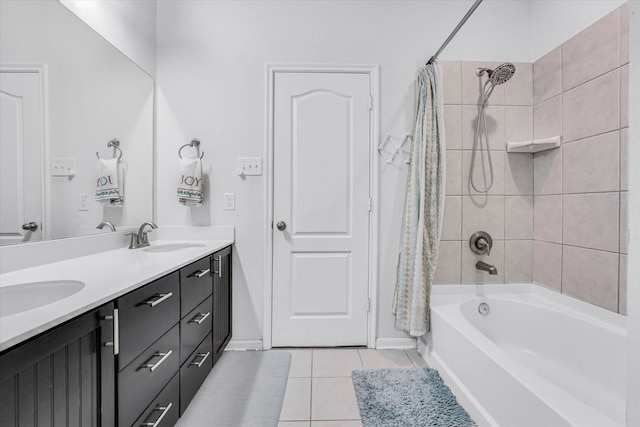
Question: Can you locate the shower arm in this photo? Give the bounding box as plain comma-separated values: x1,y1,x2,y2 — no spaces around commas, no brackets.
426,0,484,65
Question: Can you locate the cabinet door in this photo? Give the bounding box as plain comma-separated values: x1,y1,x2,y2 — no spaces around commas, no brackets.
212,245,232,365
0,303,116,427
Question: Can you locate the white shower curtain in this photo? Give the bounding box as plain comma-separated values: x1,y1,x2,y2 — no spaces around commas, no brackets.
393,63,446,336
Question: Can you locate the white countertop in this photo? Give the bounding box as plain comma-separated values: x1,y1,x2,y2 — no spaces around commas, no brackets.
0,239,233,352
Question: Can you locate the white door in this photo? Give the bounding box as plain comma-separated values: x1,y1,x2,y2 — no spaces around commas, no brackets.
0,71,44,245
272,71,371,347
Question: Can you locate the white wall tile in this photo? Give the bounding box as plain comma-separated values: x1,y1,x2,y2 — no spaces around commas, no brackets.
444,104,462,150
440,60,462,105
562,245,619,312
561,8,619,91
620,191,628,254
462,195,505,240
462,239,504,284
433,241,462,285
621,128,628,191
505,195,533,239
533,46,562,105
620,254,627,315
562,69,619,143
461,105,505,151
504,62,533,106
621,64,629,128
533,241,562,291
534,195,562,243
533,147,562,195
620,2,630,65
563,193,619,252
562,131,620,193
533,95,562,140
441,196,462,241
462,150,505,195
505,152,534,195
505,240,533,283
446,150,462,195
505,106,534,143
461,61,504,106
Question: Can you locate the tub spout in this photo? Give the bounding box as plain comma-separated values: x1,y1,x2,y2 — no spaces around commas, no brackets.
476,261,497,275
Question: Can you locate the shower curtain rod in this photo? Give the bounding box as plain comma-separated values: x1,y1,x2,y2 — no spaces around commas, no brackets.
426,0,484,65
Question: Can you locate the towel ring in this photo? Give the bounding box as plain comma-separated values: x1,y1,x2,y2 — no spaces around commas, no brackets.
96,138,123,160
179,138,205,159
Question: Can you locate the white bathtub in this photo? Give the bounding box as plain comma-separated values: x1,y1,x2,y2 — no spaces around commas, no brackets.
420,284,627,427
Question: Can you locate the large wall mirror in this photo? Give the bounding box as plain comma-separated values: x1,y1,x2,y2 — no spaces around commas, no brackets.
0,0,153,246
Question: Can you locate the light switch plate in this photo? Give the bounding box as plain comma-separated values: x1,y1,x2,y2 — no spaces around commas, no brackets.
237,157,262,176
52,158,76,177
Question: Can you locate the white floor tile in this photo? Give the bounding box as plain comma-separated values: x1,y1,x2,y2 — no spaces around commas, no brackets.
311,377,361,421
312,349,363,378
311,421,363,427
279,422,311,427
405,349,428,368
358,349,414,370
275,349,312,377
280,377,311,421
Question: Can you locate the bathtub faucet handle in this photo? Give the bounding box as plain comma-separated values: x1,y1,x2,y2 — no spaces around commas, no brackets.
477,237,491,256
470,231,493,256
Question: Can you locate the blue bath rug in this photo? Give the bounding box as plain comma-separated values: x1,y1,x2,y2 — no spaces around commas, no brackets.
351,368,475,427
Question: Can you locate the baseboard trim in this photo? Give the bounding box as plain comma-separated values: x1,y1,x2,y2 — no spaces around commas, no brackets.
375,337,417,349
225,340,263,351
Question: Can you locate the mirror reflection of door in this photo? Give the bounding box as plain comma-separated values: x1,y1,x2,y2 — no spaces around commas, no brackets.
0,69,44,245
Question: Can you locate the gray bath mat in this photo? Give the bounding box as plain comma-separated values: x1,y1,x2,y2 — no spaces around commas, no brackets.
352,368,475,427
177,351,291,427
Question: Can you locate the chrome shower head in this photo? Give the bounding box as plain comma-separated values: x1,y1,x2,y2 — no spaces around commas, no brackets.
475,63,516,86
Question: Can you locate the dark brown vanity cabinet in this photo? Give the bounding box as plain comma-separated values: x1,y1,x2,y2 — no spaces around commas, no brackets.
0,303,117,427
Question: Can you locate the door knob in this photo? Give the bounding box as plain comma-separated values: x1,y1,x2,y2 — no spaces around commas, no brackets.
22,222,38,232
276,221,287,231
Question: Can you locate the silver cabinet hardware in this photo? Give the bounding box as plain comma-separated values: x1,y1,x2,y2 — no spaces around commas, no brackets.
143,292,173,307
102,308,120,355
188,269,210,278
190,352,210,368
276,221,286,231
189,312,210,324
141,350,173,372
21,222,38,231
141,402,173,427
217,255,223,278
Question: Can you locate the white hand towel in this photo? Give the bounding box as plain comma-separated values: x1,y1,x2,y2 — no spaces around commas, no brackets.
95,158,123,206
178,158,203,206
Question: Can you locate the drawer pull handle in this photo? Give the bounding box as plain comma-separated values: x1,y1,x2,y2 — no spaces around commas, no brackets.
141,402,173,426
144,292,173,307
190,311,211,324
102,308,119,355
188,268,210,278
190,351,210,368
141,350,173,372
214,255,223,278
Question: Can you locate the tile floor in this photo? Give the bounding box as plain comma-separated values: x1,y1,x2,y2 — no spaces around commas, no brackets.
273,348,428,426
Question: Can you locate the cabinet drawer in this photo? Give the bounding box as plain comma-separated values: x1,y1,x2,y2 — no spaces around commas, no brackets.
180,295,213,366
180,256,212,315
118,325,179,427
117,272,180,369
132,373,179,427
180,332,213,415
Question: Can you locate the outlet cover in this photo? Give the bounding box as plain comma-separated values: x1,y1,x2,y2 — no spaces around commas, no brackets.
237,157,262,176
78,193,89,211
224,193,236,210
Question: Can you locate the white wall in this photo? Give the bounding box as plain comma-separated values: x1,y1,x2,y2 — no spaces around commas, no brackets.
59,0,157,77
530,0,627,60
155,0,532,344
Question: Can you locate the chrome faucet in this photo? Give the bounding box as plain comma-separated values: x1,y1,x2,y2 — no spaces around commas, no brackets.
125,221,158,249
476,261,498,275
96,221,116,232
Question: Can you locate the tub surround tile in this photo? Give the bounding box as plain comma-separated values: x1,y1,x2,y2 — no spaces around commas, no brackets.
533,241,562,291
462,195,505,240
620,192,628,254
504,62,533,106
534,195,562,244
462,239,505,284
533,95,562,141
505,153,533,196
505,106,534,143
461,61,505,106
534,148,563,195
442,196,462,241
462,151,505,195
441,61,462,105
621,128,628,191
433,241,462,285
562,193,619,253
461,105,505,151
561,246,619,312
533,46,562,105
446,150,462,195
562,69,619,143
620,2,630,65
505,195,533,240
444,105,462,149
311,378,361,421
561,8,619,92
562,131,620,194
619,254,627,315
620,64,628,128
505,240,533,283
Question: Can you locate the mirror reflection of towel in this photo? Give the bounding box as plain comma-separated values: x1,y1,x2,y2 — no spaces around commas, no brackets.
178,158,203,206
95,158,123,206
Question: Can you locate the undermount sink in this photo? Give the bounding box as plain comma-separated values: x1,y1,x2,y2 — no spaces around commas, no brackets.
0,280,85,317
142,242,206,253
